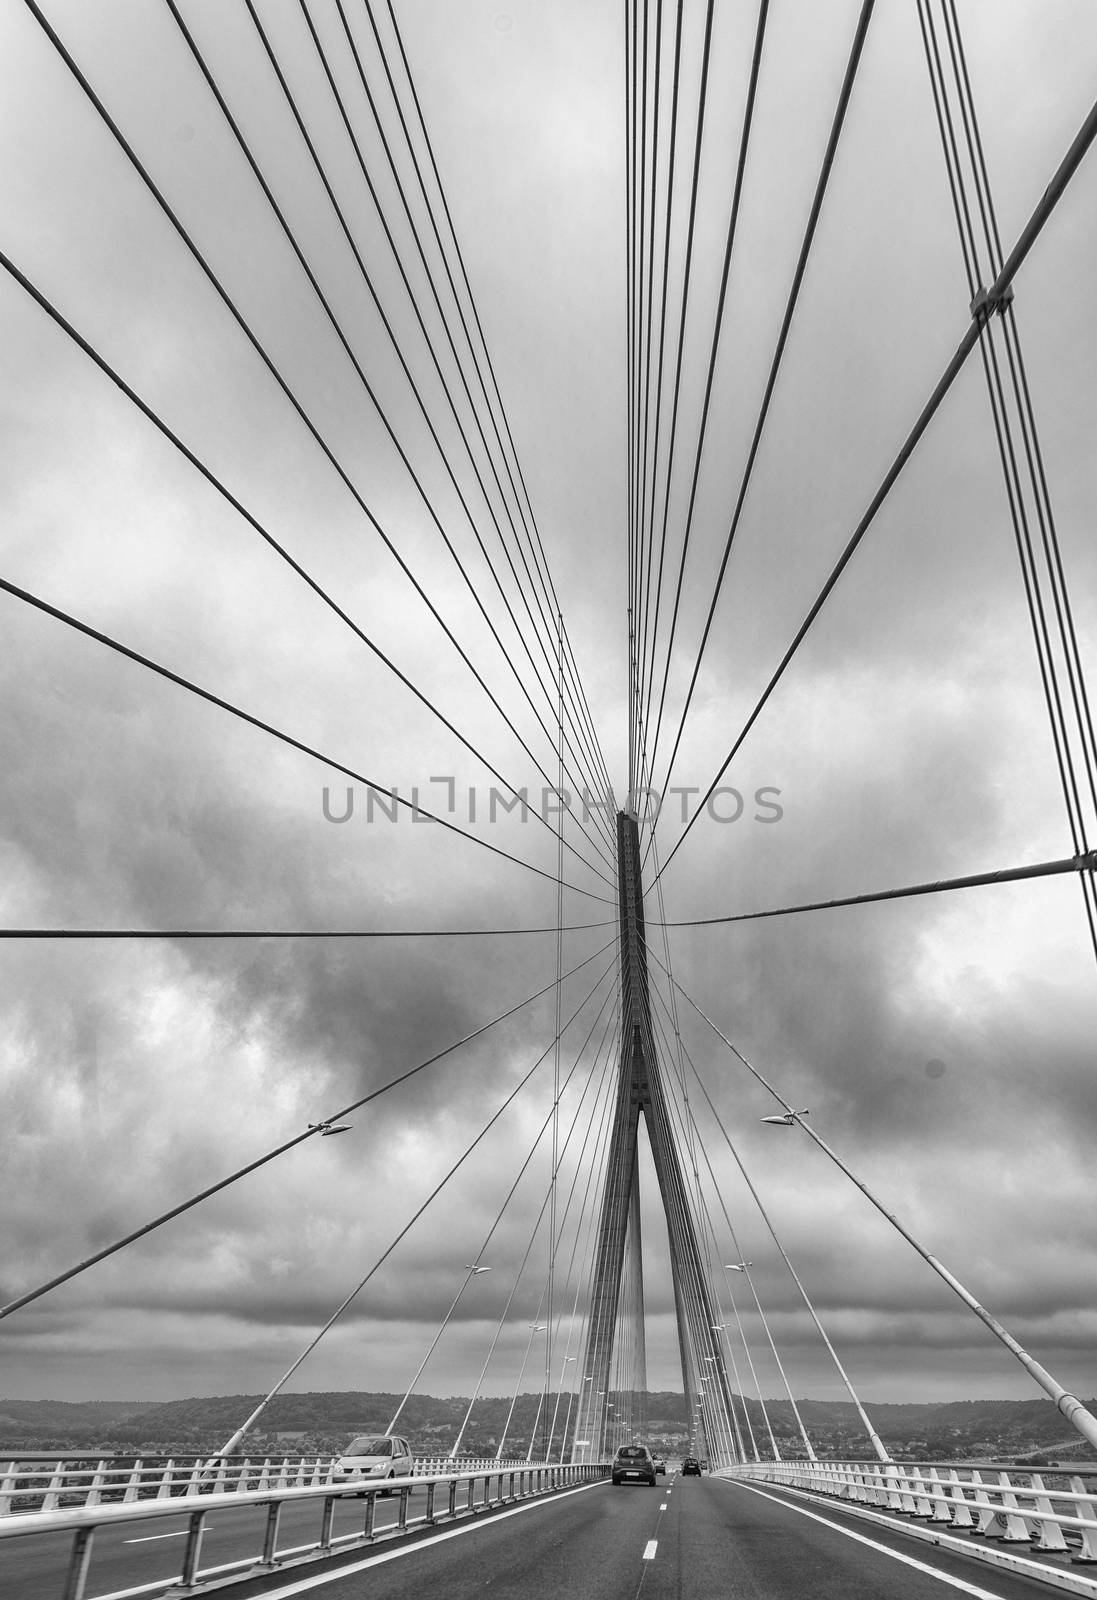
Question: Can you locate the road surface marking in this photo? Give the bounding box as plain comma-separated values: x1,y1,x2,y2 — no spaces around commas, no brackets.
643,1539,658,1560
660,1502,667,1510
728,1482,1023,1599
123,1530,189,1542
205,1479,604,1599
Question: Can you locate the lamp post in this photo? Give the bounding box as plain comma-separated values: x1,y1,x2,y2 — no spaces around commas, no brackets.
388,1264,490,1436
496,1321,546,1460
570,1374,594,1464
545,1354,575,1460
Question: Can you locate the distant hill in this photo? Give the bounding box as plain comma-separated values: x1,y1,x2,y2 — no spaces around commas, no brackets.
3,1391,1093,1456
0,1400,148,1430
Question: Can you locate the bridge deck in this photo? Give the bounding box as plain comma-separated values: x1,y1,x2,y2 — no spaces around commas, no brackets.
3,1471,1073,1600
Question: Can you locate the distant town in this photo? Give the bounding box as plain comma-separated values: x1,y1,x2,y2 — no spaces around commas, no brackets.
3,1391,1092,1466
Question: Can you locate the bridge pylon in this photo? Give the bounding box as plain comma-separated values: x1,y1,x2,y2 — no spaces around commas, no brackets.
571,811,738,1463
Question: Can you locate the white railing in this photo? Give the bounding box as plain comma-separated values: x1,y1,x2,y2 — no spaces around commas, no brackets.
723,1458,1097,1564
0,1460,608,1599
0,1452,534,1516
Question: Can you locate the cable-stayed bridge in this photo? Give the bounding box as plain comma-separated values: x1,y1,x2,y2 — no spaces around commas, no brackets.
2,1,1097,1597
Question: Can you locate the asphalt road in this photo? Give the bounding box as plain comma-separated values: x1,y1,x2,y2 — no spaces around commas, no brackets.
0,1473,1069,1600
0,1486,424,1600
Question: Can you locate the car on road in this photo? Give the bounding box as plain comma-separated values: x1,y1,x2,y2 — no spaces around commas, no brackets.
682,1455,702,1476
653,1456,667,1475
611,1445,657,1486
334,1434,414,1492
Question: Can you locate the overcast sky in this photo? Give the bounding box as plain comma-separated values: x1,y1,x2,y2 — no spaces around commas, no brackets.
2,0,1097,1428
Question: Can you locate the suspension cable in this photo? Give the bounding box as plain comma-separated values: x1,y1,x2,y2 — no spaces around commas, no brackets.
374,0,617,806
653,961,1097,1455
450,988,620,1458
651,848,1097,927
651,1001,795,1457
0,238,613,890
671,1012,889,1460
0,573,615,905
916,0,1097,962
632,0,716,788
293,1,614,835
0,923,617,940
648,0,875,838
214,953,619,1456
495,1012,619,1459
154,0,616,860
657,89,1097,881
642,0,770,789
240,0,615,852
0,930,617,1323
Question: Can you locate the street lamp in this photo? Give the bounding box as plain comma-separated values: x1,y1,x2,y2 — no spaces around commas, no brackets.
545,1355,576,1459
389,1262,492,1435
724,1262,753,1272
497,1323,546,1460
761,1110,808,1126
446,1270,498,1458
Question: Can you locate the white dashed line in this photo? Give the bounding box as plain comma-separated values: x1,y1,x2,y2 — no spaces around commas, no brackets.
659,1502,668,1510
643,1539,658,1561
200,1480,604,1599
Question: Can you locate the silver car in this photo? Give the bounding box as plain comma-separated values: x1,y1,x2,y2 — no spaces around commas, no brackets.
334,1434,414,1492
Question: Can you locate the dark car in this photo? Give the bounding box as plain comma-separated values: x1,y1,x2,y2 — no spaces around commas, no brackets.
682,1455,702,1476
611,1445,657,1486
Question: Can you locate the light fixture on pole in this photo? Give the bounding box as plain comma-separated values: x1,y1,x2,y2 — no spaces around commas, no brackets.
544,1355,576,1461
496,1321,546,1460
388,1261,491,1437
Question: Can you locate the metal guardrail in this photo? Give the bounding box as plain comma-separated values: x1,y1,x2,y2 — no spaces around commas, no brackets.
0,1460,608,1599
724,1459,1097,1563
0,1452,532,1516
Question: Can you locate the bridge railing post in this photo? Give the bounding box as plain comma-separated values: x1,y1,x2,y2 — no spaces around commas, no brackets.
121,1460,143,1506
82,1459,108,1510
319,1494,336,1551
180,1509,207,1587
1069,1476,1097,1562
258,1501,283,1568
995,1470,1033,1543
61,1526,94,1600
1028,1474,1069,1552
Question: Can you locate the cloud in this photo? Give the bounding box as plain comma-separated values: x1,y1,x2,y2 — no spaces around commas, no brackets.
1,0,1096,1421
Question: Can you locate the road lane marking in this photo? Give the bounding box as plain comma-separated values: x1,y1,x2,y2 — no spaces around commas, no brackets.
727,1481,1024,1599
124,1530,190,1542
659,1502,667,1510
199,1479,605,1599
642,1539,658,1560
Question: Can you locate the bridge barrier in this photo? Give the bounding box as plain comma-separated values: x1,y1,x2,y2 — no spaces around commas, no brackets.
722,1459,1097,1565
0,1459,608,1599
0,1452,531,1516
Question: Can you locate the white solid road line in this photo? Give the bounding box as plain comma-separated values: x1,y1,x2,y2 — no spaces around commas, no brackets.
642,1540,658,1560
728,1481,1024,1600
214,1479,605,1599
123,1530,190,1543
